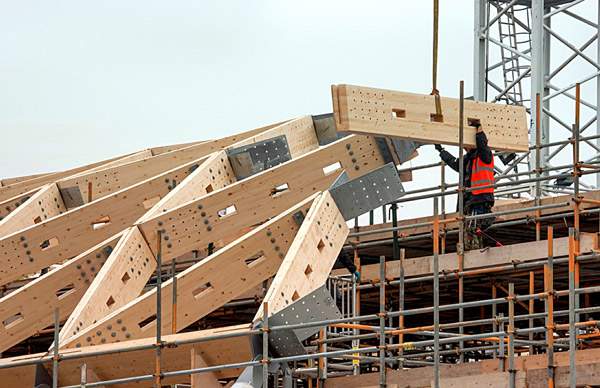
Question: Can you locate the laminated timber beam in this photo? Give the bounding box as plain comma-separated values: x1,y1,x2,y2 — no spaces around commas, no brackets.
0,152,138,203
0,324,252,387
0,187,41,223
0,157,204,287
61,194,318,348
60,149,153,180
190,345,222,388
0,183,67,238
137,134,384,262
55,120,288,208
0,172,50,187
58,227,154,344
255,191,348,321
140,115,318,221
0,233,120,353
60,118,321,342
332,84,529,152
349,233,598,282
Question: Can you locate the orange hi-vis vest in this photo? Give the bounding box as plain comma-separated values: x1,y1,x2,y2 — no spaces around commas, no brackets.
471,155,494,195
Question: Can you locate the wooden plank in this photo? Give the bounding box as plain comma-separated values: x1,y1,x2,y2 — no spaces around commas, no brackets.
139,151,236,222
61,195,317,348
0,324,253,387
56,121,293,207
332,84,528,152
0,157,203,287
1,172,50,187
63,149,153,180
255,191,348,320
59,154,238,342
0,183,67,238
140,116,319,222
150,140,209,155
59,227,154,345
229,116,318,158
0,187,40,222
0,233,121,353
139,134,384,262
59,122,316,342
191,345,222,388
0,152,135,203
350,233,597,282
56,143,223,207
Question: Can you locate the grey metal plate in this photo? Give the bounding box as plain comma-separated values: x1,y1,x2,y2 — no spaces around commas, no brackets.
268,286,342,357
59,186,84,208
376,137,421,165
312,113,345,146
227,135,291,180
329,162,405,220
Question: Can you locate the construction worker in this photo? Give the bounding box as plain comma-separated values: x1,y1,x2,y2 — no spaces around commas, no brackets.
434,124,495,249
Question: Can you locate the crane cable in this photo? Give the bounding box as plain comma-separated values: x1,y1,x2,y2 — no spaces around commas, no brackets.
431,0,443,120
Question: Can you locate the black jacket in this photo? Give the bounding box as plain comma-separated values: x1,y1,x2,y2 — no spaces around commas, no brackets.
438,132,494,207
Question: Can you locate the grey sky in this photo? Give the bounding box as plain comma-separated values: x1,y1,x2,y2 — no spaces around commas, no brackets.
1,0,475,178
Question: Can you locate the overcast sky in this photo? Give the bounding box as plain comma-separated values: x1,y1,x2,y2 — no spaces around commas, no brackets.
0,1,477,177
1,1,596,218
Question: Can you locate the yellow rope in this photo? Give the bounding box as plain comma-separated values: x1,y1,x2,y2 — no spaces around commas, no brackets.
431,0,443,120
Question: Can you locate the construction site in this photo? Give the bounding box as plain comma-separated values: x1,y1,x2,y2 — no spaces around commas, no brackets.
0,1,599,387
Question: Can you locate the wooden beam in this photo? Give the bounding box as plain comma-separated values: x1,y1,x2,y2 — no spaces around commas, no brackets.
0,157,203,287
59,227,155,345
62,149,153,181
140,116,319,222
190,345,222,388
332,84,528,152
59,119,320,344
139,134,384,262
229,116,318,158
139,150,236,222
255,191,348,321
350,233,597,282
0,152,136,203
0,324,253,387
59,153,238,343
61,194,317,348
0,233,121,353
0,172,50,187
56,142,232,208
0,183,67,238
0,187,41,223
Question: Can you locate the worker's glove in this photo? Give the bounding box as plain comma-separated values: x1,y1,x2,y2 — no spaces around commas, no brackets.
434,144,443,152
353,271,361,283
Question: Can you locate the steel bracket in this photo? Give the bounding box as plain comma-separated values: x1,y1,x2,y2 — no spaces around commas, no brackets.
227,135,292,180
329,162,405,220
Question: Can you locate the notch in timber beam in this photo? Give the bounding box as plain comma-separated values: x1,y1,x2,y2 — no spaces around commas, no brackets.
332,84,528,152
61,194,318,348
0,232,120,353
